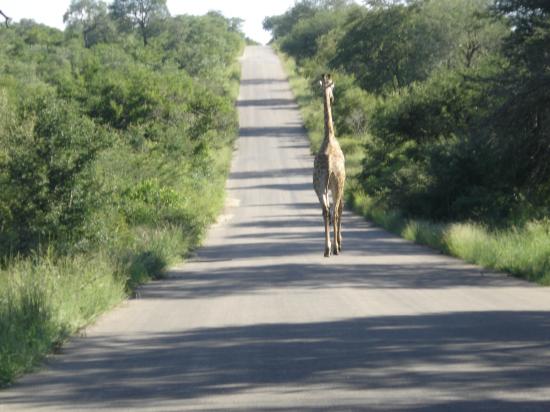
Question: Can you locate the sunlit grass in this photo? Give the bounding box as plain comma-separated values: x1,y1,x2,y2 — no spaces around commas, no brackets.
350,189,550,285
0,253,124,385
445,222,550,284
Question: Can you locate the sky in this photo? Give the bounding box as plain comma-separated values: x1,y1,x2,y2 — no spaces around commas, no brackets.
0,0,298,44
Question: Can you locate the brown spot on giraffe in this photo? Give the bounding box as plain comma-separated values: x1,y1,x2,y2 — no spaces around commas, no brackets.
313,73,346,257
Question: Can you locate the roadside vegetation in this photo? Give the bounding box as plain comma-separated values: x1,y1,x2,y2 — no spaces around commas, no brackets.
266,0,550,285
0,0,244,385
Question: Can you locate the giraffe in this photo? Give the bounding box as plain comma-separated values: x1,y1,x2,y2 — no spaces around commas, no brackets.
313,73,346,257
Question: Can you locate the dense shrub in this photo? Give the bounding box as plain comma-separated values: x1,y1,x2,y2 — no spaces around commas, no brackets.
0,92,110,254
266,0,549,223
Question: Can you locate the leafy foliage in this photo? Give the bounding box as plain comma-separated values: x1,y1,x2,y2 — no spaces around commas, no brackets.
0,92,109,253
331,4,437,92
489,0,550,192
266,0,549,223
161,12,244,78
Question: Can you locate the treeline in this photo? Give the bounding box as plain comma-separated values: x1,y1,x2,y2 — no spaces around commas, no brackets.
0,0,244,384
265,0,550,224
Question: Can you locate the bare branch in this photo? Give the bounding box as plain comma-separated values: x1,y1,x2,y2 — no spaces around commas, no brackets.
0,10,11,27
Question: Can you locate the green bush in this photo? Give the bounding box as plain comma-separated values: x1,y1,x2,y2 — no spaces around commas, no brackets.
0,92,110,255
121,178,190,226
361,63,514,221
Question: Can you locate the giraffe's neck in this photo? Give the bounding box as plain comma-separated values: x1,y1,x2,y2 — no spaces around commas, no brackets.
322,89,336,146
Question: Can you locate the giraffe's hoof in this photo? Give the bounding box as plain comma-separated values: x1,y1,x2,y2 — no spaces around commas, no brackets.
333,245,339,255
324,248,331,257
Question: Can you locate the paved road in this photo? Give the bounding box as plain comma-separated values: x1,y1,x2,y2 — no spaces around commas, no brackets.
2,46,550,411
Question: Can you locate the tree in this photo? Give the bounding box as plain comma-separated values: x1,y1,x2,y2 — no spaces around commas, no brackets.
161,13,244,77
489,0,550,191
331,4,440,92
109,0,169,46
417,0,506,69
64,0,115,48
263,0,320,41
280,10,341,61
365,0,408,8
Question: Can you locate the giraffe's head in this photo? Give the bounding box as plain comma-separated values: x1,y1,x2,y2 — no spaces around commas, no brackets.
319,73,335,103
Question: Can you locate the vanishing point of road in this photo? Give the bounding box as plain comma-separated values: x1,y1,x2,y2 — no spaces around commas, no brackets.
2,46,550,411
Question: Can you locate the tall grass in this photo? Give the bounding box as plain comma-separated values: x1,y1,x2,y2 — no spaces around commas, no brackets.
0,253,124,385
349,179,550,285
279,49,550,286
444,221,550,284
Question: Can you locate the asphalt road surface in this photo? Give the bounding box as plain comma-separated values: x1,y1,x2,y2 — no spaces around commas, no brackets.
2,46,550,412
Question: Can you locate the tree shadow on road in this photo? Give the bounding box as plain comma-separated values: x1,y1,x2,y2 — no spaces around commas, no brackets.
4,312,550,411
146,260,523,300
238,126,306,138
237,99,298,108
240,78,289,86
230,168,311,180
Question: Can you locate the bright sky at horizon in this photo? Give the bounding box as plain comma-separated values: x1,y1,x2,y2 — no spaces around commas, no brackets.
0,0,297,44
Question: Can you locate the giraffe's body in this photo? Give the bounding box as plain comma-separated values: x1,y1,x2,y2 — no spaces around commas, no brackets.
313,74,346,257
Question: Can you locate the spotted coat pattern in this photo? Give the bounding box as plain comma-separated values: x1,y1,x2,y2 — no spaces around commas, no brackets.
313,74,346,257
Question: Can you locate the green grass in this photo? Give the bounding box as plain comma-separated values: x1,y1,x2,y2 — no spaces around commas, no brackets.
279,49,550,286
0,253,125,385
444,221,550,284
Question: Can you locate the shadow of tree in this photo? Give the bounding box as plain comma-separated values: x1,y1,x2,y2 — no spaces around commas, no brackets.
147,260,523,300
4,312,550,410
237,99,298,108
239,126,306,138
230,168,311,180
240,78,289,86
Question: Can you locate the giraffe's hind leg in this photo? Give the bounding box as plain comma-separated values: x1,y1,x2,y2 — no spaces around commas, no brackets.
331,188,344,255
322,199,331,257
337,197,343,253
332,201,340,255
